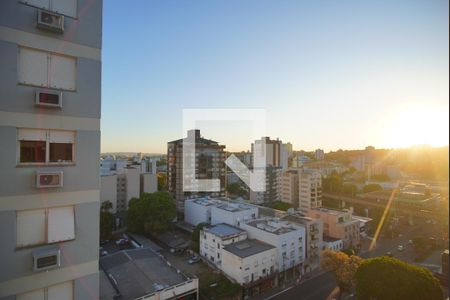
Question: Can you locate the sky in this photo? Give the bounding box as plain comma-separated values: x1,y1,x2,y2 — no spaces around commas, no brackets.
101,0,449,154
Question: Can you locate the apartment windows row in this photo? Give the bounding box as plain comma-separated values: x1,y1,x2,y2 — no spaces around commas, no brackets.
17,280,73,300
16,206,75,248
18,47,77,91
18,128,75,164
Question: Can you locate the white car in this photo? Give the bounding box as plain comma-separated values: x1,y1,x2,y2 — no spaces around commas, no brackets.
397,245,404,251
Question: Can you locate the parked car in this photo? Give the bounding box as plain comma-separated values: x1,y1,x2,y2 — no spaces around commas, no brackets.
188,255,200,264
408,239,413,245
115,238,131,247
386,251,393,257
397,245,404,251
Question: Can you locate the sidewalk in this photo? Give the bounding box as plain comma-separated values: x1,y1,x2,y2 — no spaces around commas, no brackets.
251,268,327,300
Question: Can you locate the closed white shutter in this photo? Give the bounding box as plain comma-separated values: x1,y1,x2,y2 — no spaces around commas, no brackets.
16,287,45,300
49,54,76,91
47,206,75,243
20,0,50,10
48,131,75,143
52,0,77,18
16,209,46,247
18,128,47,141
18,47,48,87
47,281,73,300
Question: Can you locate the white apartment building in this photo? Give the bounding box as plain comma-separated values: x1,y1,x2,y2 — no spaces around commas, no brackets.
323,236,344,252
200,223,247,267
283,214,323,271
184,198,258,226
315,149,325,160
307,208,361,249
240,218,306,273
299,169,322,214
222,240,277,286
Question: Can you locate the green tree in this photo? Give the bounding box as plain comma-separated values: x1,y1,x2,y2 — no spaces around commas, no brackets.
323,172,343,193
100,201,114,241
362,183,383,193
342,184,358,197
127,191,176,235
355,256,443,300
227,182,248,197
157,173,167,191
271,201,294,211
321,250,362,298
191,222,208,252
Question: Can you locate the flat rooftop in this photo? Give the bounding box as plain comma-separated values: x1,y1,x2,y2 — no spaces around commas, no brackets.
323,235,341,243
205,223,245,238
246,218,300,235
223,239,275,258
100,248,191,300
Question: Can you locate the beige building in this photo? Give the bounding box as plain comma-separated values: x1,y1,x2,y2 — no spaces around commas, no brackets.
278,170,299,206
299,169,322,214
307,208,360,249
221,240,277,286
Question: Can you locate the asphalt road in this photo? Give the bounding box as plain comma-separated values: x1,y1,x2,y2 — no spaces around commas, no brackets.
266,272,336,300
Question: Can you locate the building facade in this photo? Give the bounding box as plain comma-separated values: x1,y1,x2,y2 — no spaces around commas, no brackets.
0,0,102,298
277,170,299,206
167,129,226,212
298,169,322,215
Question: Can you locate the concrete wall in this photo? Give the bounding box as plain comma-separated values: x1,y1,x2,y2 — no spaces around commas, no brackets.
211,206,258,227
140,173,157,194
184,200,211,226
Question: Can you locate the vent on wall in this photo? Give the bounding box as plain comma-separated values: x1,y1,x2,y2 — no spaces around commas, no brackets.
36,171,63,188
37,9,64,33
33,248,61,272
35,90,63,108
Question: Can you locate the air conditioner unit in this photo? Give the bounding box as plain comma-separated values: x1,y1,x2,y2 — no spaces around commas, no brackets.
37,9,64,33
33,248,61,272
35,90,63,108
36,171,63,188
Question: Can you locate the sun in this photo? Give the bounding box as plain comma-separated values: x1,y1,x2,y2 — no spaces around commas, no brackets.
379,104,449,148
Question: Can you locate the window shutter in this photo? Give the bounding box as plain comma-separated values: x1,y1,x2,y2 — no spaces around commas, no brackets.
16,209,46,247
18,128,47,141
16,287,45,300
48,131,75,143
47,206,75,243
47,281,73,300
18,47,48,87
49,54,76,91
52,0,77,18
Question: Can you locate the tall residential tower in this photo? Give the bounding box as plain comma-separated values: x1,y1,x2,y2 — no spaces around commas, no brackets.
0,1,102,299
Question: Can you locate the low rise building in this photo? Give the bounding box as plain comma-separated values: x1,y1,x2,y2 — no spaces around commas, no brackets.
222,240,277,287
200,223,247,267
283,214,323,271
323,236,344,252
240,218,306,274
100,248,198,300
307,208,360,250
184,197,258,226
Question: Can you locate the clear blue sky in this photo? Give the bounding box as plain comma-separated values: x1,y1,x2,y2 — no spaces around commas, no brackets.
101,0,449,153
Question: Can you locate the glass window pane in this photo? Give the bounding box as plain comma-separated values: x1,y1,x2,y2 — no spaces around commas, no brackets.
20,141,46,163
49,143,73,162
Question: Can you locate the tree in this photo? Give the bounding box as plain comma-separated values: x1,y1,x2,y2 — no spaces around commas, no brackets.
342,184,358,197
355,256,443,300
362,183,383,193
127,191,176,235
157,173,167,191
323,172,343,193
100,201,114,241
271,201,294,211
227,183,248,197
321,250,362,297
191,222,208,252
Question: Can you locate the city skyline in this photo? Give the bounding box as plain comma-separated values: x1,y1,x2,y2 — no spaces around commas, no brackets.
101,0,449,153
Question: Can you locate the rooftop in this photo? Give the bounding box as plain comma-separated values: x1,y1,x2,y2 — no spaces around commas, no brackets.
204,223,245,239
246,218,301,235
223,239,275,258
100,248,193,300
323,235,342,243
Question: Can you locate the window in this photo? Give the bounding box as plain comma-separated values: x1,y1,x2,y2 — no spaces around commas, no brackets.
16,206,75,248
20,0,77,18
17,280,73,300
18,47,76,91
18,129,75,164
